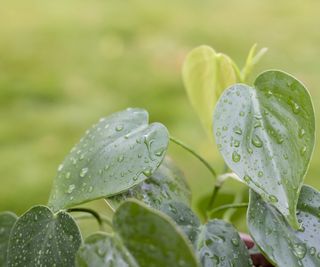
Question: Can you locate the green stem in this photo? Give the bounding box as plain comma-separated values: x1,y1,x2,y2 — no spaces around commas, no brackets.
67,208,112,230
206,172,239,214
209,203,248,217
223,188,247,222
169,136,217,179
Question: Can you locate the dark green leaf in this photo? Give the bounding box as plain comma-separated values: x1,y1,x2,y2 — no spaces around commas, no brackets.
247,185,320,267
0,212,17,265
7,206,82,267
76,232,138,267
214,70,315,228
48,108,169,211
106,157,191,210
182,45,238,139
160,201,200,245
196,219,252,267
113,200,200,267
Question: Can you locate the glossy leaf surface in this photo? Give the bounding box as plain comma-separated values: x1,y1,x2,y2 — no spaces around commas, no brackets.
7,206,82,267
106,157,191,210
182,45,237,138
76,232,138,267
160,201,200,244
196,219,252,267
113,200,200,267
214,70,315,228
0,212,17,265
48,108,169,211
248,185,320,267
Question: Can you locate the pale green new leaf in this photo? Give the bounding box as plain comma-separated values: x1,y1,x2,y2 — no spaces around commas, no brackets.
48,108,169,211
76,232,139,267
214,70,315,229
7,206,82,267
113,200,200,267
106,157,191,210
182,45,237,138
0,212,17,265
248,185,320,267
196,219,252,267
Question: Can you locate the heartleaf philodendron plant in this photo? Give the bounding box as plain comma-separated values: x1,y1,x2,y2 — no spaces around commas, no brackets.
0,44,319,267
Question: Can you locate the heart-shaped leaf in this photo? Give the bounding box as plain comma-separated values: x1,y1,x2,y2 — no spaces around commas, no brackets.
0,212,17,264
7,205,82,267
196,219,252,267
76,232,139,267
48,108,169,211
247,185,320,267
160,201,200,244
106,157,191,210
182,45,237,138
214,70,315,228
113,200,200,267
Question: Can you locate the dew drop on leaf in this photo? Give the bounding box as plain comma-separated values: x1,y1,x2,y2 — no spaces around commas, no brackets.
252,135,263,148
80,167,89,178
232,151,241,163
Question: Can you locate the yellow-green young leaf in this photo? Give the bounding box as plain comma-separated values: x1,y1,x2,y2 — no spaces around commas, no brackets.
113,200,200,267
182,45,237,138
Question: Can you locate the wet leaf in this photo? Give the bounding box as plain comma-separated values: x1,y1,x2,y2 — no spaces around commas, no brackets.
182,45,237,138
160,201,200,244
196,219,252,267
48,108,169,211
106,157,191,210
214,70,315,229
0,212,17,265
76,232,138,267
248,185,320,267
7,205,82,267
113,200,200,267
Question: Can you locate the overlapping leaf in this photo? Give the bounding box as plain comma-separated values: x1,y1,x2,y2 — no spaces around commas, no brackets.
214,70,315,228
76,232,138,267
106,157,191,210
7,206,82,267
48,108,169,211
0,212,17,265
160,201,200,244
248,185,320,267
113,200,200,267
182,45,237,138
196,219,252,267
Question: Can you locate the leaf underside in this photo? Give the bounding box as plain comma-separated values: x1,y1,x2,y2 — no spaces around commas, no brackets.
214,70,315,228
248,185,320,267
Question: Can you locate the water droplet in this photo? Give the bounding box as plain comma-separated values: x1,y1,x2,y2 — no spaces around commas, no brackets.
247,147,253,154
265,90,273,98
254,121,262,128
269,195,278,203
232,151,241,162
309,247,316,256
233,126,242,135
252,135,263,148
222,126,228,131
298,128,306,138
117,155,124,162
231,238,239,246
57,164,63,172
155,148,165,157
244,175,251,183
288,98,301,114
80,167,89,178
65,172,71,179
168,204,177,214
143,169,152,177
104,164,109,171
300,146,307,156
88,186,93,193
293,243,307,259
234,140,240,147
239,111,245,117
67,184,75,194
115,124,124,131
258,171,263,177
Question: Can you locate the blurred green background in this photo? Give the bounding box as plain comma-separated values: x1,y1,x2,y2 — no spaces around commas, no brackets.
1,0,320,231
